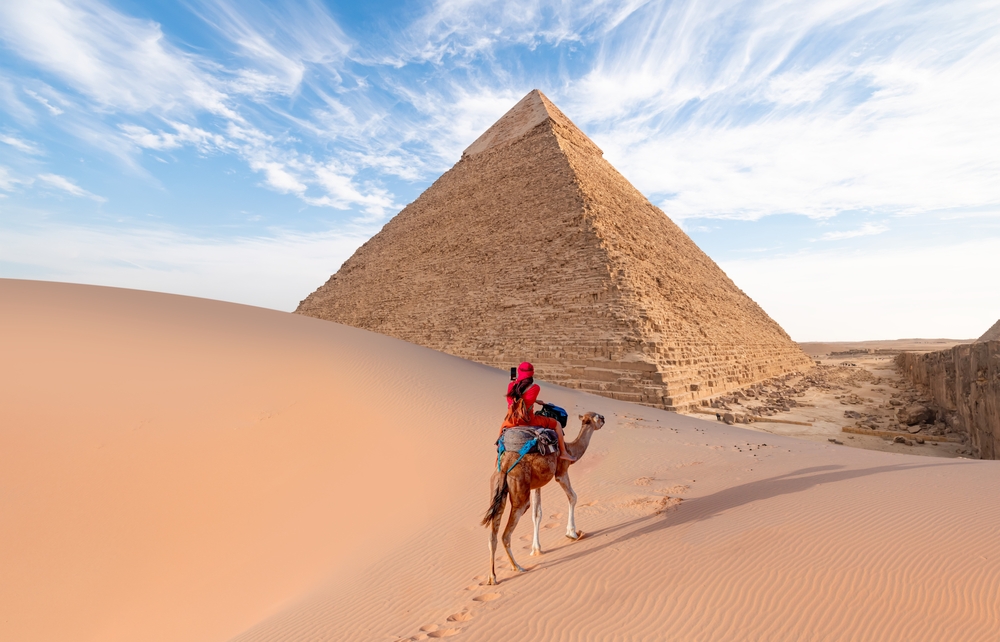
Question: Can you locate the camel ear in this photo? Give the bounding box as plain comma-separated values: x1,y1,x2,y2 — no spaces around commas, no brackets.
578,414,584,420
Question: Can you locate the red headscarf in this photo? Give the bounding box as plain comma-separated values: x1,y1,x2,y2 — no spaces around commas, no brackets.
516,361,534,382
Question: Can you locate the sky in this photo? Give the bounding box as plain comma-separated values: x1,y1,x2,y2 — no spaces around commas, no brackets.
0,0,998,341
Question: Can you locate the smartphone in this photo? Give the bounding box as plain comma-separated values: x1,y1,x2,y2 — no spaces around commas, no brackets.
510,366,517,381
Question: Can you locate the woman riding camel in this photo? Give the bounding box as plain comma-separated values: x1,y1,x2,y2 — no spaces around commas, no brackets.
503,362,575,461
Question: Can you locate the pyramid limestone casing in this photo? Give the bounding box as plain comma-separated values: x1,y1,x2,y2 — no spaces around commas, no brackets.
297,90,812,409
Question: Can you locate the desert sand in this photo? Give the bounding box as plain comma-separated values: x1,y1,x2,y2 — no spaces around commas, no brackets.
3,279,1000,641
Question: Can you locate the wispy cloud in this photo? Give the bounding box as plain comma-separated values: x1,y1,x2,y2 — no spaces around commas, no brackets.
820,222,889,241
2,0,998,225
0,0,394,217
0,0,232,117
0,165,25,191
36,173,105,201
190,0,352,97
23,88,64,115
0,133,42,154
120,123,229,152
378,0,648,66
558,0,1000,221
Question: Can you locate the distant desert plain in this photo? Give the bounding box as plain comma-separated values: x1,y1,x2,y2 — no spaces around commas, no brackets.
3,278,1000,641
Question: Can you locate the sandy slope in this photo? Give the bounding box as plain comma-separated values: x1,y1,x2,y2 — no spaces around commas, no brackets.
3,280,999,641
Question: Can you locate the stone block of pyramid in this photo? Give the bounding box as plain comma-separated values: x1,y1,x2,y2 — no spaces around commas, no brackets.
296,90,812,409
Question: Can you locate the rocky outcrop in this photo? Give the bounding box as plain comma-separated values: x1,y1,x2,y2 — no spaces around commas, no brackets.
897,404,934,426
896,341,1000,458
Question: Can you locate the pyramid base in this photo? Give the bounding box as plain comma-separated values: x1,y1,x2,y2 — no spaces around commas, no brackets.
482,352,812,413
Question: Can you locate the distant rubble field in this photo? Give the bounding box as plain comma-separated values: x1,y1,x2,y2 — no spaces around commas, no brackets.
681,352,972,458
798,338,975,357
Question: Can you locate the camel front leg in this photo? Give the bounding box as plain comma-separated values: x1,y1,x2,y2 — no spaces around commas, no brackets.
530,488,543,556
556,472,581,539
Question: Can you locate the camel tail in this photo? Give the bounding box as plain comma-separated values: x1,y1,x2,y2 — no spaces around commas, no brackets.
481,470,509,526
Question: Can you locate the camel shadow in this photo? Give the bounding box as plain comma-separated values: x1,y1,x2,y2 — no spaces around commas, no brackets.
544,461,961,568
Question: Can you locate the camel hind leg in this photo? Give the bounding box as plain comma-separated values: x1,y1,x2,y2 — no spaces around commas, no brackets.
487,510,501,585
502,477,531,573
484,469,509,585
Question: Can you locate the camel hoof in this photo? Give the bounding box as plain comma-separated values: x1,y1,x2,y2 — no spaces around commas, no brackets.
566,530,584,540
487,575,497,585
530,548,542,557
510,564,526,573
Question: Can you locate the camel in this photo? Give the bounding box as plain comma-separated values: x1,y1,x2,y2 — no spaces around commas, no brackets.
481,411,605,585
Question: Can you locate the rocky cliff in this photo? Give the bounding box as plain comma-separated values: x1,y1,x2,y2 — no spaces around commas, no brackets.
896,341,1000,458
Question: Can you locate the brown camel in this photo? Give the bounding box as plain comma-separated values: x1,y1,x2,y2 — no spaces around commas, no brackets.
481,411,605,585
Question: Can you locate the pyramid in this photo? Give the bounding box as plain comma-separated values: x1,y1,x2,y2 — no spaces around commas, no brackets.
979,319,1000,342
296,90,812,409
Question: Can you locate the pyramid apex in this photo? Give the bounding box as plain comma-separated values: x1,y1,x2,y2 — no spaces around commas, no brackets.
462,89,601,158
978,318,1000,342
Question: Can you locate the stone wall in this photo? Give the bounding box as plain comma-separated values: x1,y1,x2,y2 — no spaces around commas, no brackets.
896,341,1000,458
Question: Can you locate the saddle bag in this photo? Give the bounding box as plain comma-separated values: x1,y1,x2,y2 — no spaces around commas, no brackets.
537,403,568,428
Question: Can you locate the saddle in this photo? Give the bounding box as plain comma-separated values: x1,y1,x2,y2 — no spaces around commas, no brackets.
497,427,559,457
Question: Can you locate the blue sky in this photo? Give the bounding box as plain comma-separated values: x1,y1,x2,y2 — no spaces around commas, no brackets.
1,0,998,340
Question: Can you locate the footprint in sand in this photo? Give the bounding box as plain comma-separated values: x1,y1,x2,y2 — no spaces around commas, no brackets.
634,476,653,486
448,612,474,622
473,592,501,602
543,522,556,529
415,624,462,639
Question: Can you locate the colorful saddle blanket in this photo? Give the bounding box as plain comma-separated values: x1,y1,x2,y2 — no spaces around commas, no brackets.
497,427,559,457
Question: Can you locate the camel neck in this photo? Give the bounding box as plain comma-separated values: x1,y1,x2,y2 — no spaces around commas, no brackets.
567,424,595,459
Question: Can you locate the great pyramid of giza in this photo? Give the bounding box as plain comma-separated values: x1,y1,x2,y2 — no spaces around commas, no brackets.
297,90,812,409
979,319,1000,342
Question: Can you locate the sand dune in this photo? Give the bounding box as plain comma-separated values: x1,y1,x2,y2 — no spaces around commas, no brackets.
3,279,999,641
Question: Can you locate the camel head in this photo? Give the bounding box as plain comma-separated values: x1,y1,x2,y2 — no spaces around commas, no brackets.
579,412,605,430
